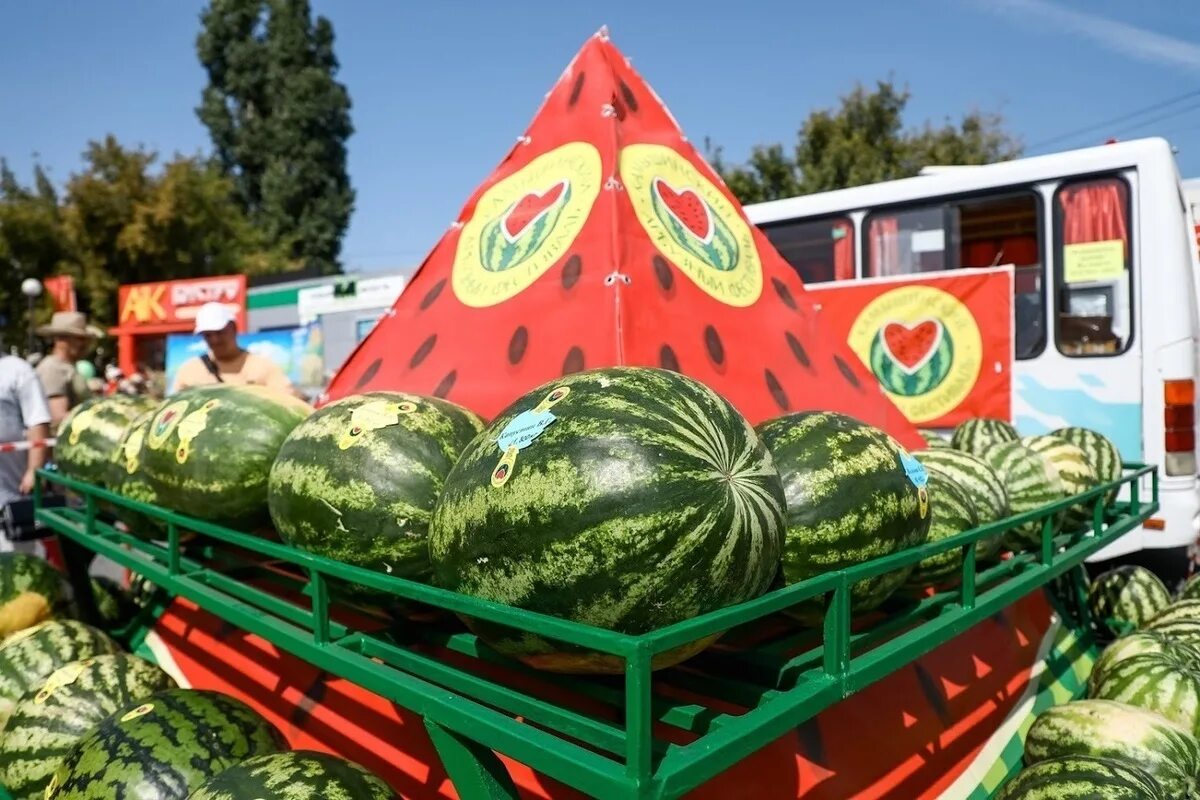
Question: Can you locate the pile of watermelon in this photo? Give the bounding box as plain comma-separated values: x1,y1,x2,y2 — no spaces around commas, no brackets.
991,567,1200,798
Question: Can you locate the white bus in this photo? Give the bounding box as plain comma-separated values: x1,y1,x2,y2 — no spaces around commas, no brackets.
745,137,1200,583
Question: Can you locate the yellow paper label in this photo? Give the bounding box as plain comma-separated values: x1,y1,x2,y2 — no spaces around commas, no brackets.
337,399,417,449
121,702,155,722
1063,239,1125,284
35,659,92,704
66,404,103,446
491,445,519,488
174,401,219,464
532,386,570,414
2,620,51,649
123,426,147,475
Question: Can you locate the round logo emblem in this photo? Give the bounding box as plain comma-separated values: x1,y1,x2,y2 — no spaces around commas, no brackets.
619,143,762,307
848,286,982,424
147,400,190,450
452,141,602,308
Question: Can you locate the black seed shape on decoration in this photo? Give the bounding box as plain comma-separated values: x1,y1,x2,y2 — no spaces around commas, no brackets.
562,347,585,375
568,71,586,107
619,79,638,112
508,327,528,365
354,358,382,390
834,355,861,389
765,370,789,411
660,345,680,372
609,93,626,121
433,371,457,398
771,277,797,310
561,254,582,289
786,332,811,368
653,256,674,291
409,334,437,369
420,279,446,310
704,326,725,366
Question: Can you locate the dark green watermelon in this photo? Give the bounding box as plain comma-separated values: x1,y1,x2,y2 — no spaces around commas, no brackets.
53,395,154,487
106,408,165,538
46,688,284,798
1088,566,1172,638
0,553,69,640
1089,647,1200,736
138,385,312,528
0,653,176,798
268,391,484,584
755,411,931,619
996,755,1165,799
1089,631,1200,696
429,367,786,674
903,470,979,590
188,751,398,800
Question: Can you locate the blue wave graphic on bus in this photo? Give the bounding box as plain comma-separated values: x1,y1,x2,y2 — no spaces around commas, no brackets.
1015,374,1142,461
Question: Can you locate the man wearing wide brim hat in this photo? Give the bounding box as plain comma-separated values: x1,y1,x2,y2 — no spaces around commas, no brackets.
34,311,101,432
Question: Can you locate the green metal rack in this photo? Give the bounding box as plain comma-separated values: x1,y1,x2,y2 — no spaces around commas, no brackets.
33,464,1158,800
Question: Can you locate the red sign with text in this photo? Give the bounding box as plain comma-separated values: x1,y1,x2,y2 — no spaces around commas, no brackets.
42,275,77,312
115,274,247,332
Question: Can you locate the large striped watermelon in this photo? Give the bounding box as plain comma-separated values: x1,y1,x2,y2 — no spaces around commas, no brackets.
0,621,118,734
139,385,312,528
0,554,69,641
188,751,398,800
1144,619,1200,648
915,448,1008,558
996,755,1166,800
980,440,1065,552
1089,631,1200,696
1023,434,1100,529
106,408,164,539
1023,699,1200,799
1054,425,1123,502
0,653,176,799
950,417,1018,457
904,470,978,590
1089,648,1200,735
1088,566,1172,638
1144,599,1200,629
47,688,284,798
756,411,931,619
52,395,154,487
429,367,786,673
269,391,484,584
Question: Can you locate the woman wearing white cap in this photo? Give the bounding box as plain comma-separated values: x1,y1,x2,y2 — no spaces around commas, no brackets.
169,303,293,395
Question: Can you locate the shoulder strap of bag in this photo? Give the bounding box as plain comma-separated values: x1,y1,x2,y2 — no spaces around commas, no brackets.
200,354,224,383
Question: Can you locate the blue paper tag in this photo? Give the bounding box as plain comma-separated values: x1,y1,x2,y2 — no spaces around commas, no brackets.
899,451,928,489
496,409,556,452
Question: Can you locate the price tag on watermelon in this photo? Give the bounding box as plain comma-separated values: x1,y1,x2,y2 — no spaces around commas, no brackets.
496,409,557,452
899,451,928,489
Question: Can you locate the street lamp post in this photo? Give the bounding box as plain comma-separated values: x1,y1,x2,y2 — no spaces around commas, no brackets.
20,277,42,357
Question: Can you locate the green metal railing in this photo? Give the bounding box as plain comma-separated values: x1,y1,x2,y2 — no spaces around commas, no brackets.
33,464,1158,800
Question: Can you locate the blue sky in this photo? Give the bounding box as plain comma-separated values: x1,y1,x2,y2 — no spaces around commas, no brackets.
3,1,1199,275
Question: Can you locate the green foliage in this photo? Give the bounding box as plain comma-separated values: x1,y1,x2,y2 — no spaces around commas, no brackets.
196,0,354,275
708,80,1023,204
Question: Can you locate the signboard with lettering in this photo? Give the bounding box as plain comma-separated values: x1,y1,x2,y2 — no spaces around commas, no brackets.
115,275,247,331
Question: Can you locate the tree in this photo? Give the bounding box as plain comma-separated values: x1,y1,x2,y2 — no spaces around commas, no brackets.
708,80,1023,204
196,0,354,275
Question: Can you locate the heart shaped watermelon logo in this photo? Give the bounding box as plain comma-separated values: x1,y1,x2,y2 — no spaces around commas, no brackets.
650,177,739,272
868,317,955,398
502,181,568,242
478,179,573,273
653,179,713,244
882,319,943,375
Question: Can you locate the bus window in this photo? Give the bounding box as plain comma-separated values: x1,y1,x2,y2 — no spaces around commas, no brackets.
866,205,946,276
1054,177,1132,357
760,216,855,284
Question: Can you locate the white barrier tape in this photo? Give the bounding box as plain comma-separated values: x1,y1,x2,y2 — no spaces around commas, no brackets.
0,438,56,454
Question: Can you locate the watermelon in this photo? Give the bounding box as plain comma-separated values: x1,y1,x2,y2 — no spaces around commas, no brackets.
916,448,1009,526
996,755,1166,800
87,576,141,630
0,653,176,799
428,367,786,674
0,554,69,641
1023,699,1200,799
188,751,398,800
757,411,931,618
979,440,1065,552
106,408,165,538
1088,566,1172,638
52,395,154,488
1023,434,1100,530
1053,425,1123,502
268,391,484,584
1089,648,1200,735
138,385,312,528
950,417,1018,457
0,621,118,735
1144,599,1200,629
1179,573,1200,602
919,430,951,449
1089,631,1200,696
903,470,979,590
46,688,284,798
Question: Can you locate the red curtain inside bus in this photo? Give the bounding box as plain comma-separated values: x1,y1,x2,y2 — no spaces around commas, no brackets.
1059,180,1129,252
868,217,900,275
833,220,854,280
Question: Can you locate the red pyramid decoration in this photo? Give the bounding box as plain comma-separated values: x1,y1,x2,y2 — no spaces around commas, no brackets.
324,28,922,448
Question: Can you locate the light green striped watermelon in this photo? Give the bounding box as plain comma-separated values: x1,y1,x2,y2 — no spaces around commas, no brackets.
54,395,154,488
269,392,484,585
1179,573,1200,602
756,411,931,620
47,688,284,798
188,751,398,800
0,621,118,735
1024,699,1200,799
916,448,1008,558
1054,425,1123,503
0,653,176,798
1089,647,1200,735
0,554,70,642
918,429,951,449
1088,566,1172,638
904,471,978,590
980,440,1065,552
1089,631,1200,696
997,755,1165,800
139,385,312,528
1023,434,1100,530
950,417,1018,457
1144,619,1200,649
429,367,786,674
1144,599,1200,629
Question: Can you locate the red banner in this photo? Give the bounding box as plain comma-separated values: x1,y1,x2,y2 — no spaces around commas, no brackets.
42,275,77,312
808,269,1013,427
115,274,247,332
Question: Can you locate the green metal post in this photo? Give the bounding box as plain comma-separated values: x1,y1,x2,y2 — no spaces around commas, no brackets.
1040,515,1055,565
1131,472,1141,515
960,544,976,610
425,719,521,800
625,648,653,794
823,576,851,693
310,570,330,645
167,523,180,576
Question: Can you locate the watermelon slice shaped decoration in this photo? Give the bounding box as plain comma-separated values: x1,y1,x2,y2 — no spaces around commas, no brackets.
480,180,572,273
651,178,739,272
869,319,955,397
